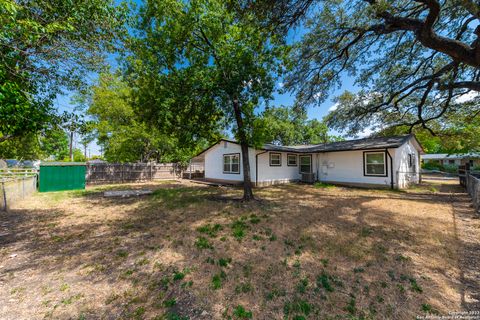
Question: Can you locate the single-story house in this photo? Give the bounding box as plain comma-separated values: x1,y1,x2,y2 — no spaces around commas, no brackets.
193,134,423,189
422,153,480,168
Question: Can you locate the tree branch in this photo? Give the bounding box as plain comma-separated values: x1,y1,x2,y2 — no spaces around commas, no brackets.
0,135,14,143
365,0,480,67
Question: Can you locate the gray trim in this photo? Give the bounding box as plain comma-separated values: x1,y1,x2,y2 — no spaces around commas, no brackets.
299,155,312,173
269,152,282,166
223,153,240,174
287,153,298,166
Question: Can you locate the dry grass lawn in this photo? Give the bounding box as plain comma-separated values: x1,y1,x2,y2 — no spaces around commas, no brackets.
0,179,479,319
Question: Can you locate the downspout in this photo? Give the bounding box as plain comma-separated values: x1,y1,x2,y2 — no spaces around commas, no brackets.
255,151,268,187
386,149,394,189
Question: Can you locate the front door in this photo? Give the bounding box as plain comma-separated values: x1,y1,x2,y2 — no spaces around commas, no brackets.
299,155,312,173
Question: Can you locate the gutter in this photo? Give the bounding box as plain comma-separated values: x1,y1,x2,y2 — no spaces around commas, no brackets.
386,149,394,189
255,150,268,187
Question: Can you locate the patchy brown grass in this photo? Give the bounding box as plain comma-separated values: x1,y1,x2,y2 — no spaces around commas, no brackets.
0,179,478,319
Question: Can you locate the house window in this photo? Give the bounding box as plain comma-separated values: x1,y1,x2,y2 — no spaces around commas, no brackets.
408,154,416,168
364,152,386,176
223,153,240,174
299,155,312,173
448,159,455,164
270,153,281,166
287,154,297,166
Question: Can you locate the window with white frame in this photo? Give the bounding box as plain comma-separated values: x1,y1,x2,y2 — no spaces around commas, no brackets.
223,153,240,174
287,154,297,166
364,152,386,176
269,153,281,166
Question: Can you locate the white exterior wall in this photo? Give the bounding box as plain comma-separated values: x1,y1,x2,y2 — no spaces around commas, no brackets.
394,139,421,188
316,150,393,188
204,141,256,183
442,159,461,166
203,137,422,189
256,152,303,185
204,142,305,185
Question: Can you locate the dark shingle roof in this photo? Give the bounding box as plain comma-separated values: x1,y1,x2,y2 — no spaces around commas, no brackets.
194,135,418,159
263,135,414,153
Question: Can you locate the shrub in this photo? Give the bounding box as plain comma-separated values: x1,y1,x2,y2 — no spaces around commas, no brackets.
443,164,458,173
421,161,443,171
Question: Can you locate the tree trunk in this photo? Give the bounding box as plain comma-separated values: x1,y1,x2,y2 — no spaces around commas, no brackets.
69,131,74,162
232,98,255,201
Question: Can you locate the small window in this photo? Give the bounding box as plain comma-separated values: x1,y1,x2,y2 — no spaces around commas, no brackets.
448,159,455,164
364,152,386,176
270,153,281,166
408,154,416,167
287,154,297,166
223,153,240,174
299,155,311,173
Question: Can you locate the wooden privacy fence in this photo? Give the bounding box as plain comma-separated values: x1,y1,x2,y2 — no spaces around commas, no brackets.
460,164,480,213
86,163,185,185
465,172,480,213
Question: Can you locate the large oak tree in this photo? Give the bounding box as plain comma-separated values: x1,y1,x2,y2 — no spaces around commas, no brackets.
126,0,284,200
244,0,480,138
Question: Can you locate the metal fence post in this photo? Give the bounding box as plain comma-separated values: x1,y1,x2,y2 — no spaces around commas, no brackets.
2,181,6,211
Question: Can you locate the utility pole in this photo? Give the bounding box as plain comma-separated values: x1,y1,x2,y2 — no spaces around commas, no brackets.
69,131,74,162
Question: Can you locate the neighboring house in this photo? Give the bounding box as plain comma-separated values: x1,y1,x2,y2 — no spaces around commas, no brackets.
422,153,480,168
87,159,107,164
193,135,423,189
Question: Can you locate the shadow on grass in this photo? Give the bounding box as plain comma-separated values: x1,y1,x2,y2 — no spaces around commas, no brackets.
0,181,476,319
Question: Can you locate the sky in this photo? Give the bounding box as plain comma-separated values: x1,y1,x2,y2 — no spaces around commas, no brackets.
53,5,361,157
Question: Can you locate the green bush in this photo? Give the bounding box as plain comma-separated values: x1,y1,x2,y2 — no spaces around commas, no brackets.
422,161,458,173
443,164,458,173
421,161,443,171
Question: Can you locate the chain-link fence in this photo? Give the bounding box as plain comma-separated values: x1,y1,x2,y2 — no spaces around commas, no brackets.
0,175,37,211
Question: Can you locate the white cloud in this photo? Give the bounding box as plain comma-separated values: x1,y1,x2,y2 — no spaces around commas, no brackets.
328,102,339,112
357,127,374,138
456,91,479,103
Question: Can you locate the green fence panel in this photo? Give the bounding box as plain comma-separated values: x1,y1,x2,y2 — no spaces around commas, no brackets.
39,163,86,192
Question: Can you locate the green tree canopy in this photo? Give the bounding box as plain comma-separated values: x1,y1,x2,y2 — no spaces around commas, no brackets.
0,0,127,142
254,105,342,145
87,72,207,163
0,124,69,160
126,0,284,199
376,117,480,154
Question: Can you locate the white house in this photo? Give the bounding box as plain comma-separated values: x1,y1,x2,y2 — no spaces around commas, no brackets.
193,135,424,189
422,153,480,168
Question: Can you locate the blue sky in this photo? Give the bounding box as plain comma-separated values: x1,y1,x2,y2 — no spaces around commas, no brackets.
53,4,360,156
54,76,358,156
